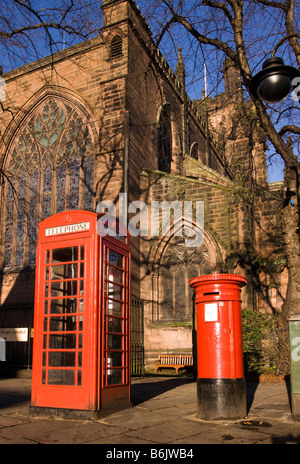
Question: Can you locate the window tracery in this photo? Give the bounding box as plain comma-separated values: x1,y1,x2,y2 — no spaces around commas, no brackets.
7,99,92,174
156,235,212,321
1,97,95,270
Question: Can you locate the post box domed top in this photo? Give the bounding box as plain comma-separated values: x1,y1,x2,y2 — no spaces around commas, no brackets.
189,273,247,288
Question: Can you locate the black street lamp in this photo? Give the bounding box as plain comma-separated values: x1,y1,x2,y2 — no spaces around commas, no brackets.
250,34,300,421
249,34,300,103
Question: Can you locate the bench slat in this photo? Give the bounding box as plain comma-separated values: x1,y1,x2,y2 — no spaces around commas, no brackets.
155,354,193,373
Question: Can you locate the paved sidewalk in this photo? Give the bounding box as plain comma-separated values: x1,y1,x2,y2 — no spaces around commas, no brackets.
0,375,299,445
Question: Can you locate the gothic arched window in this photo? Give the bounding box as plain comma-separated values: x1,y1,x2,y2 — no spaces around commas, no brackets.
1,97,95,270
158,105,172,173
157,236,212,322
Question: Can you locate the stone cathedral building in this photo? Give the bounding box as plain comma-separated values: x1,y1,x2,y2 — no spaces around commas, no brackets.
0,0,285,372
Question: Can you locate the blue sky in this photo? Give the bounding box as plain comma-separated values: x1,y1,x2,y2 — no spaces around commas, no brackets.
0,0,101,72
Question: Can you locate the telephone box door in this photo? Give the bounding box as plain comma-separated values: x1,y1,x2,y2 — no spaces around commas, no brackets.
32,232,97,411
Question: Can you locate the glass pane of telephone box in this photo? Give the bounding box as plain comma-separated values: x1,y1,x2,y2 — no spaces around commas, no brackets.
42,244,85,387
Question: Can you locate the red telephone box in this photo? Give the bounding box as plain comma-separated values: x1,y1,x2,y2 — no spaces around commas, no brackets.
31,210,131,418
189,273,247,420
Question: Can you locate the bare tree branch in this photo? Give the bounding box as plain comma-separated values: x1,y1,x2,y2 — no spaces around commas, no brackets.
162,1,237,61
279,125,300,136
254,0,287,10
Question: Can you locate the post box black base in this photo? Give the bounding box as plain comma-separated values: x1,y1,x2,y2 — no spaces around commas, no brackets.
197,378,246,420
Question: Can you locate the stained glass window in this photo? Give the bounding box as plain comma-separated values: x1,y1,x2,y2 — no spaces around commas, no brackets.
1,97,95,270
7,99,93,174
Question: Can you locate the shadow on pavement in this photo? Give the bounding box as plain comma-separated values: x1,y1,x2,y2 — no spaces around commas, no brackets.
131,377,194,406
0,392,31,409
246,375,291,415
0,376,32,410
246,381,259,413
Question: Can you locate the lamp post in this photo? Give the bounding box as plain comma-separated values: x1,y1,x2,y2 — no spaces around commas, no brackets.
249,34,300,103
250,35,300,420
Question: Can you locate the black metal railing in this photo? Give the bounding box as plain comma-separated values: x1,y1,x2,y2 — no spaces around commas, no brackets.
131,297,144,376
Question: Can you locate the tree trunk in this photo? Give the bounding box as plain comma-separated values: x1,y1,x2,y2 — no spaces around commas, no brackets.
282,165,300,317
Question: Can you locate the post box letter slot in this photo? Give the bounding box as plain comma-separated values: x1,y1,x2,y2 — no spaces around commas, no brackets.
203,292,220,296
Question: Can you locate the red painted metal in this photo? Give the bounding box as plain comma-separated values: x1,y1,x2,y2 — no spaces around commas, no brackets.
31,210,131,414
189,274,247,379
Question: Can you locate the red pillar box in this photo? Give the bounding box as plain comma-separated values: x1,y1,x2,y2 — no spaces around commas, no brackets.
31,210,131,419
189,273,247,420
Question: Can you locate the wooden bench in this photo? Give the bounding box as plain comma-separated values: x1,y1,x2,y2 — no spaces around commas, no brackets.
154,354,193,373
